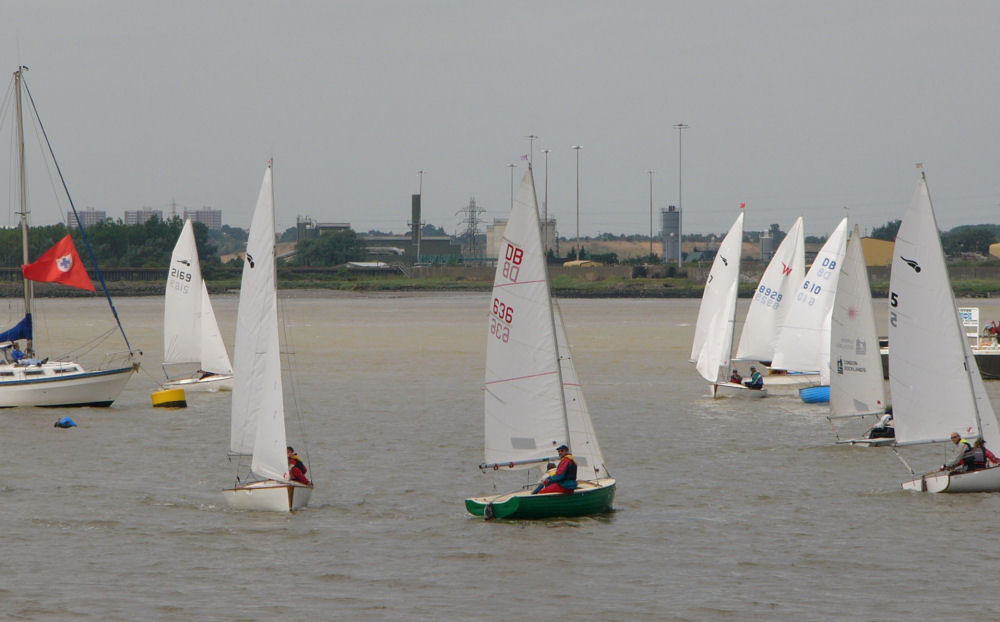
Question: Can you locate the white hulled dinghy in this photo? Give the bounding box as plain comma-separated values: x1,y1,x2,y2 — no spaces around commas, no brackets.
222,163,312,511
889,172,1000,493
162,219,233,392
689,206,764,398
770,217,849,395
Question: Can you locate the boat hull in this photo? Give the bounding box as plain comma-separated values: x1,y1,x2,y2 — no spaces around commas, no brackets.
465,478,615,519
0,363,137,408
163,373,233,392
712,382,767,398
798,385,830,403
222,479,313,511
902,466,1000,493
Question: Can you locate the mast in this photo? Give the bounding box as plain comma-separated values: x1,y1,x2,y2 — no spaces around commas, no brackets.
532,163,572,451
14,66,33,354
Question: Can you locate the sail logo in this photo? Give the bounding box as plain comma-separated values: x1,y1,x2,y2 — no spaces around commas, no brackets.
900,256,921,273
721,256,728,267
246,253,255,269
855,338,866,355
836,357,843,375
56,254,73,272
178,259,191,266
780,262,793,276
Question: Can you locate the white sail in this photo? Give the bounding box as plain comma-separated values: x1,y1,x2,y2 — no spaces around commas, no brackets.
230,164,288,482
164,219,232,376
829,226,887,418
772,217,848,380
690,211,744,384
735,217,805,362
889,177,998,446
553,301,608,480
483,168,567,470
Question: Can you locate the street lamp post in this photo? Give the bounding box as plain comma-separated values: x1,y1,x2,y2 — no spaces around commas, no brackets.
673,123,688,266
571,145,582,258
647,170,655,261
525,134,538,166
507,163,517,212
416,170,425,262
542,148,551,254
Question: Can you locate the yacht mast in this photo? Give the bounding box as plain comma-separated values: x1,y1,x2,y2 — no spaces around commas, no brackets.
14,66,33,354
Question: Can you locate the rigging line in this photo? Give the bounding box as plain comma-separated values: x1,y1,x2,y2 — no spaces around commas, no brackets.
20,78,135,356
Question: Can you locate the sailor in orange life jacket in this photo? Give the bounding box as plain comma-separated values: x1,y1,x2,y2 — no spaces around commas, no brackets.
287,446,310,485
531,445,577,494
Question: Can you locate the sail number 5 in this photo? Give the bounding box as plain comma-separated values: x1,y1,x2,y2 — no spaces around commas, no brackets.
502,243,523,282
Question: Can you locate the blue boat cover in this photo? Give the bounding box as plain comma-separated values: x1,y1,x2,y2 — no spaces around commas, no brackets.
54,417,77,428
0,314,32,342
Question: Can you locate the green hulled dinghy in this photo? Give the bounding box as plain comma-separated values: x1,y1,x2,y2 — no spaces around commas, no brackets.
465,166,615,520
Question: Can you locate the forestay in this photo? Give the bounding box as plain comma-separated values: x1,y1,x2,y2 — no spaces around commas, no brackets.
889,178,999,446
483,169,566,470
735,216,805,362
829,225,886,418
690,211,744,384
772,217,848,380
230,165,288,482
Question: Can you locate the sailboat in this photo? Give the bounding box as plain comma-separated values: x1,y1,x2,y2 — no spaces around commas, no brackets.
162,219,233,391
464,167,615,519
0,66,139,408
222,162,312,511
828,225,891,446
689,207,763,398
771,217,849,395
890,172,1000,493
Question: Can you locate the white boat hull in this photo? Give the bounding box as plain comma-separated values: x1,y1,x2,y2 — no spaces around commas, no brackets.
756,371,821,393
0,362,137,408
902,466,1000,493
711,382,767,398
163,373,233,392
222,479,313,511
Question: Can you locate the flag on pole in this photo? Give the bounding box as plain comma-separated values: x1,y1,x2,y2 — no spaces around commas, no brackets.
22,234,96,291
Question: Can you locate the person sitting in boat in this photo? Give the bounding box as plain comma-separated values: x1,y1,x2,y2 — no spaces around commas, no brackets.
743,366,764,390
10,342,26,364
942,432,975,472
531,445,577,495
287,446,310,485
868,410,895,439
729,369,743,384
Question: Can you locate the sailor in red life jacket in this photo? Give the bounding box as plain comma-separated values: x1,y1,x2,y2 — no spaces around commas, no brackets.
287,446,310,485
531,445,578,494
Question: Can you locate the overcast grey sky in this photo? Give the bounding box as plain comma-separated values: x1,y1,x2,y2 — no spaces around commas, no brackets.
3,0,998,240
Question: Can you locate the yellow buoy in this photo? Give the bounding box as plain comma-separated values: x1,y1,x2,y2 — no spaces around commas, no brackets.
151,387,187,408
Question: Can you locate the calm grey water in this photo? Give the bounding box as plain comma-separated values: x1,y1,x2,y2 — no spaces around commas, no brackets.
3,292,1000,621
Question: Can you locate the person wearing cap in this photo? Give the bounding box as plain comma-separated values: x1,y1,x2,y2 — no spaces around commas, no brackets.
531,445,577,494
287,446,310,485
729,369,743,384
942,432,975,472
743,366,763,390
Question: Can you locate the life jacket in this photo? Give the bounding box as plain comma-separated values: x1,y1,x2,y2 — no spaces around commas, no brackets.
561,455,578,482
966,447,987,471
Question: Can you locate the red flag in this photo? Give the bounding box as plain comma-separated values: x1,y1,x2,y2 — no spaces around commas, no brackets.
22,234,96,291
